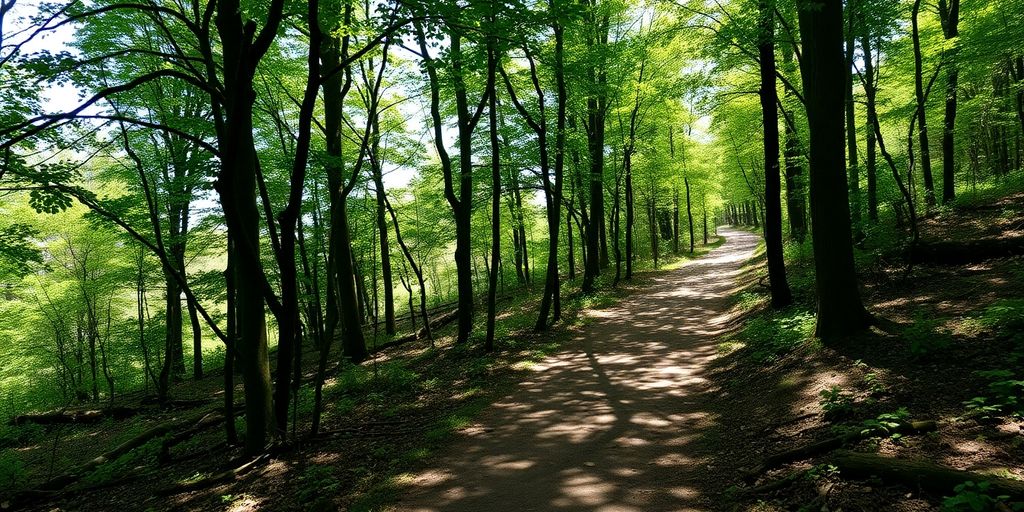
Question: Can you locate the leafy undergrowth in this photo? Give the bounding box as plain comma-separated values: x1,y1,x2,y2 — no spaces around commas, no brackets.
5,240,724,511
709,196,1024,511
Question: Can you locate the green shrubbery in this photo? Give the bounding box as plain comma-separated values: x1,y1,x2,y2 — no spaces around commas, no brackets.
734,308,816,362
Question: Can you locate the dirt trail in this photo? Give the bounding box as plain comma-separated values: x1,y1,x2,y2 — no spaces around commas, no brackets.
392,228,761,512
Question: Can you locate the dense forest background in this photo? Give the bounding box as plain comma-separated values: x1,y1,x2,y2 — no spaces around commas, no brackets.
1,0,1024,509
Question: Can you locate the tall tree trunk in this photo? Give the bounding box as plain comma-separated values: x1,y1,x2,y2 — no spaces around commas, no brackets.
321,18,367,363
757,0,786,309
685,178,695,254
845,3,863,242
372,165,395,336
214,0,283,454
862,33,879,222
582,9,609,292
759,0,792,308
912,0,936,207
188,302,202,379
223,237,238,444
624,151,634,280
797,0,870,340
673,187,680,254
485,22,500,351
938,0,960,203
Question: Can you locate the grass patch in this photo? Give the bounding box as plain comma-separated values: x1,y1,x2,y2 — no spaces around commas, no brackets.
728,307,816,362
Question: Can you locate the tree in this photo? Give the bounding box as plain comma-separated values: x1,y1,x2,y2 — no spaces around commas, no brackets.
757,0,792,308
796,0,870,340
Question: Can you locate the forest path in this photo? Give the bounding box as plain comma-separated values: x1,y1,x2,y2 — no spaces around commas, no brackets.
391,228,761,512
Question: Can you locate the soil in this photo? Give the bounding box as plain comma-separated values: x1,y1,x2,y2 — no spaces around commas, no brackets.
9,196,1024,512
391,227,764,511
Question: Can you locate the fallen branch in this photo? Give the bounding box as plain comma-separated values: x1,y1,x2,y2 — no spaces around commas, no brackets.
744,468,810,495
11,407,137,425
155,453,270,496
35,412,209,492
909,237,1024,265
743,420,936,482
832,450,1024,500
372,309,459,352
158,409,241,463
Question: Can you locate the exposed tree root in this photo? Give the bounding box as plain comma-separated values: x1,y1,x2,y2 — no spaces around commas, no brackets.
155,453,270,496
743,420,937,482
11,407,138,425
832,450,1024,500
909,237,1024,265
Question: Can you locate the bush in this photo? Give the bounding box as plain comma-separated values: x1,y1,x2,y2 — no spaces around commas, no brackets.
942,480,1024,512
736,308,815,362
903,314,952,356
0,452,28,499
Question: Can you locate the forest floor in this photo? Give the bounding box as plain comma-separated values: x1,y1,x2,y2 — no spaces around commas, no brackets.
3,232,731,512
716,191,1024,511
390,227,763,511
6,192,1024,512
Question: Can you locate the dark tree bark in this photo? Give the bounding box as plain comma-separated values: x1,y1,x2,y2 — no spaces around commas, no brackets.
797,0,871,340
845,2,863,243
582,5,610,292
485,16,500,351
212,0,286,454
685,178,694,254
758,0,792,308
912,0,936,207
321,6,369,364
415,23,486,344
673,187,680,254
862,33,879,222
938,0,960,203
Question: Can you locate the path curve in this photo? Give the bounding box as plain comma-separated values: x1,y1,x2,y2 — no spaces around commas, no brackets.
393,227,761,512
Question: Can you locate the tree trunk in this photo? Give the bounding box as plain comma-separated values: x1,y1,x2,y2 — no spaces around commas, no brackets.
845,4,863,242
797,0,871,341
939,0,960,203
759,0,793,308
485,26,500,351
321,21,368,363
625,151,634,280
862,33,879,222
685,178,694,254
912,0,936,207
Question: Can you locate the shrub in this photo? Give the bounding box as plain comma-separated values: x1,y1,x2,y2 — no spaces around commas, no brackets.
737,308,815,362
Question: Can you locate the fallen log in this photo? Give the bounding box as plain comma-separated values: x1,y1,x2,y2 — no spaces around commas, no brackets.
36,413,203,491
744,468,810,495
832,450,1024,500
743,420,936,482
158,410,241,463
909,237,1024,265
155,453,270,496
11,407,137,425
372,309,459,353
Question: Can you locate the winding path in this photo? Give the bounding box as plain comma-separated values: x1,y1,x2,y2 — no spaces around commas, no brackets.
393,227,761,512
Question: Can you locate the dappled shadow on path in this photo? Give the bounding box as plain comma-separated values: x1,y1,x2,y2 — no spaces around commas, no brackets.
393,228,762,512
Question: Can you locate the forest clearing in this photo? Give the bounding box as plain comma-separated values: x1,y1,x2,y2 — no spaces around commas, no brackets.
2,0,1024,510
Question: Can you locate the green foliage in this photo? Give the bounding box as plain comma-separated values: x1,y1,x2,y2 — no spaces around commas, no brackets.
964,370,1024,419
297,465,341,504
978,299,1024,340
903,314,953,356
942,481,1024,512
735,308,815,362
0,452,29,499
81,436,163,486
819,385,855,418
858,408,911,440
335,361,420,399
803,463,839,482
863,372,888,396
